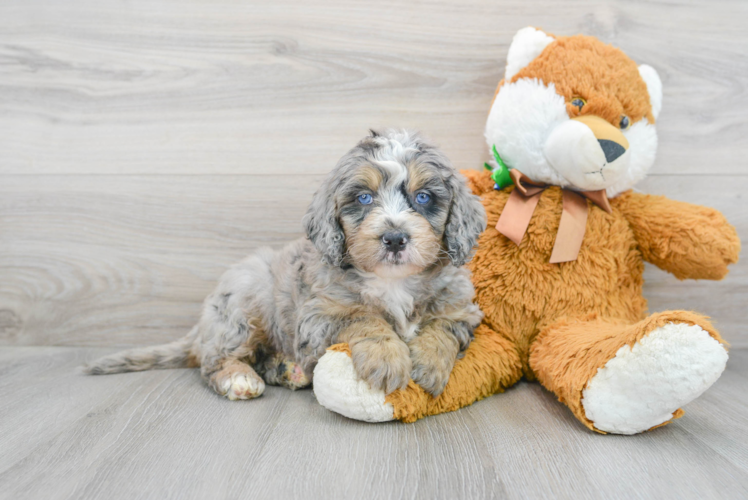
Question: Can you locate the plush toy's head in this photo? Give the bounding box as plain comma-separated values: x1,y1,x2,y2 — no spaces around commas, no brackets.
486,27,663,197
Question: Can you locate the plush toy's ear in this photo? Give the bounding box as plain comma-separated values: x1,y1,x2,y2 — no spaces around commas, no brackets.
638,64,663,120
505,27,555,81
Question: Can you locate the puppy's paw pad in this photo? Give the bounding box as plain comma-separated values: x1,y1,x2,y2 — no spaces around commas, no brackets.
279,361,311,389
224,373,265,400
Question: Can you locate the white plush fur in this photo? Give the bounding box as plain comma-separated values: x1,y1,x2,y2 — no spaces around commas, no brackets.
544,119,631,192
485,78,570,187
638,64,663,120
505,27,555,80
606,119,658,197
581,323,728,435
313,350,395,422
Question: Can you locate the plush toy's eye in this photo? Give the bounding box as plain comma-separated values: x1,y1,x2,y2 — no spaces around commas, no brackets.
357,193,373,205
415,192,431,204
619,115,630,130
571,97,586,111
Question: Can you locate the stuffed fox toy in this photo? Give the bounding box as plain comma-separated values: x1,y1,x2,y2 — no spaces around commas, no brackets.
312,27,741,434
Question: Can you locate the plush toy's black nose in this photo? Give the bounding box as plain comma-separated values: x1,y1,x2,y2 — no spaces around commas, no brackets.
598,139,627,163
382,232,408,252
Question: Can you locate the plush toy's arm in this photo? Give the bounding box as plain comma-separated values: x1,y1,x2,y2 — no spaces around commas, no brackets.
313,323,524,423
613,191,740,280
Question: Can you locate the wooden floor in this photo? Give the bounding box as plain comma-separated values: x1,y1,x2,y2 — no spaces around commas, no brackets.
1,347,747,500
2,0,747,498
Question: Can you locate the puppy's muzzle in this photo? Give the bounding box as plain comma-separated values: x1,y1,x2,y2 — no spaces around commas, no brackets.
382,231,408,253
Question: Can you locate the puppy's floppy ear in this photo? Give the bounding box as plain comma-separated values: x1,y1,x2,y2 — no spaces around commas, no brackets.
303,174,345,267
444,171,487,267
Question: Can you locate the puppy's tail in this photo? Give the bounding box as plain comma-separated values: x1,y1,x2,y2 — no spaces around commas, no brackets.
82,326,200,375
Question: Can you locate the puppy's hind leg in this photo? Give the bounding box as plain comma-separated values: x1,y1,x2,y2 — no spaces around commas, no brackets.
201,332,266,400
207,358,265,400
198,293,266,400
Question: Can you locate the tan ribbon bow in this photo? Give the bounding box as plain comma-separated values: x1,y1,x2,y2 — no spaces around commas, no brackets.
495,170,612,263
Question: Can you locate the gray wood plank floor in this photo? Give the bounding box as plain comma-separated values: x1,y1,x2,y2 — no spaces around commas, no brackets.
1,346,747,500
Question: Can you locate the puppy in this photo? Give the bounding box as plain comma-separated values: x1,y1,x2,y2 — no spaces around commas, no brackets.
85,130,487,400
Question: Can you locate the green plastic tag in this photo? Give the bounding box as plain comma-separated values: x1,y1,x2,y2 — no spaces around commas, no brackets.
484,145,514,189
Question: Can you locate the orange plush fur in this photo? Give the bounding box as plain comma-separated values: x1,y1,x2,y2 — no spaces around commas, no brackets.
324,31,740,432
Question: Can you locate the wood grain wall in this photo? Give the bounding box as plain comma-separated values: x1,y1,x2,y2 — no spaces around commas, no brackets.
1,0,746,347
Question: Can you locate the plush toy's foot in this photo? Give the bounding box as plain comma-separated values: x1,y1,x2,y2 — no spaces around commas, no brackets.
581,322,727,434
313,344,395,422
530,311,728,435
314,325,523,423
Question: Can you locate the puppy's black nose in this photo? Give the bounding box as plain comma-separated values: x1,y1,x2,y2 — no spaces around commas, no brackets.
598,139,626,163
382,232,407,252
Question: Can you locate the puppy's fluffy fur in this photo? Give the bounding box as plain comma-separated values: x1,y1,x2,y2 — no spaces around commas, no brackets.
85,130,487,399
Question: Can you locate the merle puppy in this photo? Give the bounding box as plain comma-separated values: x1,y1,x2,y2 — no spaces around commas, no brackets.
85,130,487,400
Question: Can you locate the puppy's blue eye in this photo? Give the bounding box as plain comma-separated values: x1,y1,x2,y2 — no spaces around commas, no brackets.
357,193,373,205
415,192,431,204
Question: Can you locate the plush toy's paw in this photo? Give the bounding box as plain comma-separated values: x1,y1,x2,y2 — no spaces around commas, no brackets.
582,322,728,434
313,345,396,422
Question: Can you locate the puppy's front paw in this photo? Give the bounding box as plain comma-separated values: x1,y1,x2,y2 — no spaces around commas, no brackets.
409,331,459,397
350,335,412,394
